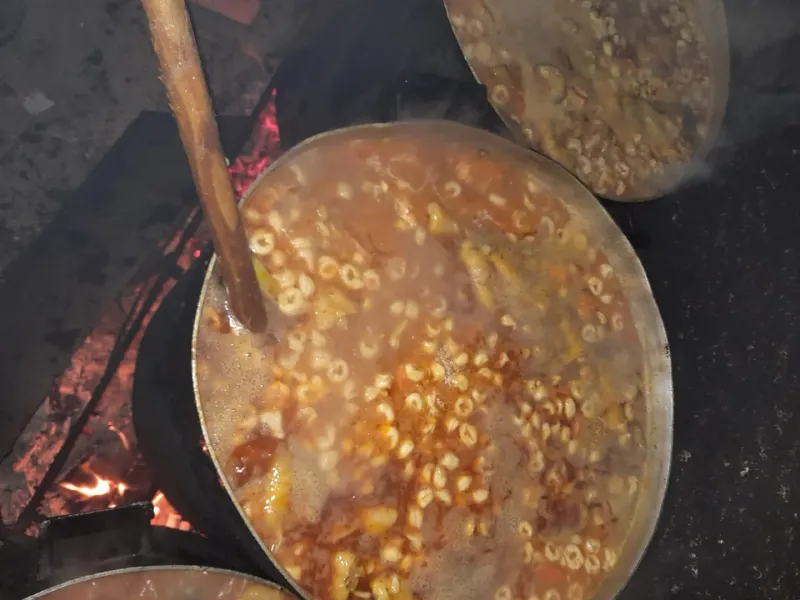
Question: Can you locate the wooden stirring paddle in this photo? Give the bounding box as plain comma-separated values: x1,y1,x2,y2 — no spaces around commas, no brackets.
142,0,267,333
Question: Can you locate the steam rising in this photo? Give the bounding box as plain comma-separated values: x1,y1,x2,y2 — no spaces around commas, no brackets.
691,1,800,185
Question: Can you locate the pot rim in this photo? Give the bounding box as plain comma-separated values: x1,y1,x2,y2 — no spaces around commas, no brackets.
23,565,293,600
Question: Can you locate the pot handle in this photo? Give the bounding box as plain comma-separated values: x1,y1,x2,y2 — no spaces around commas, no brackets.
36,502,154,581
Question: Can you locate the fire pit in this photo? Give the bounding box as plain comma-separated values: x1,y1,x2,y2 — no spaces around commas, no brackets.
0,97,281,541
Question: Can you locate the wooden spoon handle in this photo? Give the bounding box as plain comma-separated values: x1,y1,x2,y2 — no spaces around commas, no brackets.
142,0,267,332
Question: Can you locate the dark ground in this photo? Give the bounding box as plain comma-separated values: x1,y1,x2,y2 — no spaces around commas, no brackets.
0,0,313,273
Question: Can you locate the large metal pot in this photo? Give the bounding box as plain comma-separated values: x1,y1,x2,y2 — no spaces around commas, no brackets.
190,120,673,600
441,0,730,202
23,566,296,600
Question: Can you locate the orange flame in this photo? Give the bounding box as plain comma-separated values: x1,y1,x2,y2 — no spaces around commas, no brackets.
150,490,192,531
60,474,113,497
59,465,128,498
152,491,165,517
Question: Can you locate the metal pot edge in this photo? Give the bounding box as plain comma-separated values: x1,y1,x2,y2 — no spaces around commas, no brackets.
22,565,294,600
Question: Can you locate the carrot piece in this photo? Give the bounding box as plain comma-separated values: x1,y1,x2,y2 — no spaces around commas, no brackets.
535,562,567,585
509,90,526,116
577,295,594,320
548,265,567,284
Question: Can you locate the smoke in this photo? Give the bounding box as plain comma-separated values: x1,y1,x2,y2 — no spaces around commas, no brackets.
716,1,800,148
629,0,800,193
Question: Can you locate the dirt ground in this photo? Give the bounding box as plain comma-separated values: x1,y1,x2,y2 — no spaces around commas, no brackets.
0,0,309,272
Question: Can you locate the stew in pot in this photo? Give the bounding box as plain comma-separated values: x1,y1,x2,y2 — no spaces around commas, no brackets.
195,127,650,600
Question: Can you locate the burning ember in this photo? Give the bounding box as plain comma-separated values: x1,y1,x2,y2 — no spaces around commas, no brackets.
229,90,280,196
108,424,131,451
151,491,192,531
